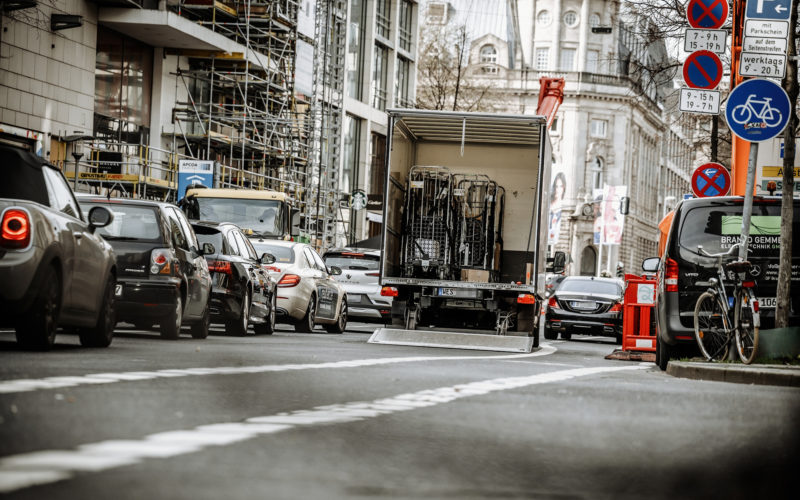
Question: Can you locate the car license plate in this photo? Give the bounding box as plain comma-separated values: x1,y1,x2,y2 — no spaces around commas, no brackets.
571,301,596,310
115,284,123,297
347,294,361,304
758,297,776,308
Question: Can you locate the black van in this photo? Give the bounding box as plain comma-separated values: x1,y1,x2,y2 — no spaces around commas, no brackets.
644,196,800,370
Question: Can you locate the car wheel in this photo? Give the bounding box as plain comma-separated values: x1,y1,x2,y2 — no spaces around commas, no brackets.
295,295,316,333
325,298,347,334
160,295,183,340
191,301,210,339
560,330,572,341
15,264,61,350
543,325,558,340
255,294,276,335
79,274,117,348
226,291,251,336
614,333,623,345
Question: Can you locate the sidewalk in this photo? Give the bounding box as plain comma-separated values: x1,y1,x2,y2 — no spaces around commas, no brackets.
666,361,800,387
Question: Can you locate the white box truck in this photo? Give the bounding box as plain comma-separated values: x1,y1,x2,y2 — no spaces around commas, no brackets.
373,107,566,352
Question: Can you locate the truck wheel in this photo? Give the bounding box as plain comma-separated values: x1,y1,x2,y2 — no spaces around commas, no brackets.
226,292,251,336
79,274,117,348
295,295,316,333
404,305,419,330
15,264,61,350
160,295,183,340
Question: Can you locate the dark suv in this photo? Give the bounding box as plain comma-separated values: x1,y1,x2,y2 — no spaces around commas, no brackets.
77,197,213,340
644,196,800,370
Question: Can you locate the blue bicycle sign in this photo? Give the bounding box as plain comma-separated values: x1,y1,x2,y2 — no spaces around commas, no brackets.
725,78,790,142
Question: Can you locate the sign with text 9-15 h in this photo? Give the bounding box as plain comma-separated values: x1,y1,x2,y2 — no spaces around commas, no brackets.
680,88,720,114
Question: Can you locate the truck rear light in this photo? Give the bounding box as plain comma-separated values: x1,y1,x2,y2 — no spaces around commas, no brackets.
609,302,623,312
278,274,301,287
150,248,173,275
208,260,232,274
380,286,399,297
517,293,536,304
665,258,679,292
1,209,30,249
548,296,559,309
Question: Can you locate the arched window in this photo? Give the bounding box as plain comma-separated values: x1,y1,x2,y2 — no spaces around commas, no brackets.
479,45,497,64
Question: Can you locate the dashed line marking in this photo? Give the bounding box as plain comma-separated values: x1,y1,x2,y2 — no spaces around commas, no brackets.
0,344,557,395
0,363,644,493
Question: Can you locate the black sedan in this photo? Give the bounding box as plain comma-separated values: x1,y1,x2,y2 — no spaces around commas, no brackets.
544,276,624,343
191,222,277,335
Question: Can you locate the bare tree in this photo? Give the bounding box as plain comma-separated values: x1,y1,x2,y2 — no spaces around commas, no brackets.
415,21,492,112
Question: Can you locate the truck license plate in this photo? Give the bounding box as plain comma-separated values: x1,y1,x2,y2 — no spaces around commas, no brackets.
758,297,776,308
115,284,123,297
438,288,456,296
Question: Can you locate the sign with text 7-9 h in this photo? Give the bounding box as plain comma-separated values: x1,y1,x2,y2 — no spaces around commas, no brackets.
680,88,720,114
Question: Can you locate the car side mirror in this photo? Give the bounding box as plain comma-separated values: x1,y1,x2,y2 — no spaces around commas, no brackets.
88,206,113,229
260,252,276,265
642,257,660,273
328,265,342,276
201,242,215,255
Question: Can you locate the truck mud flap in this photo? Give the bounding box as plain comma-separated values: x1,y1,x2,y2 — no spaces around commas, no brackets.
368,328,534,353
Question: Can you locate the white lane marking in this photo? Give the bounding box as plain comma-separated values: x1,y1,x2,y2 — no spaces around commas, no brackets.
0,344,557,395
0,364,643,494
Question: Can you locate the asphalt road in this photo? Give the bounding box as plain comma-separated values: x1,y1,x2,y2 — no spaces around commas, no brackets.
1,322,798,499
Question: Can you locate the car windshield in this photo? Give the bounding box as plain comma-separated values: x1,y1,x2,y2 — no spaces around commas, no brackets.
250,242,295,263
324,253,379,270
80,203,161,241
678,202,799,258
189,198,283,238
558,279,621,296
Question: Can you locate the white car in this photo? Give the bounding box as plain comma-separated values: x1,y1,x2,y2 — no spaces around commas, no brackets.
249,239,347,333
322,247,392,322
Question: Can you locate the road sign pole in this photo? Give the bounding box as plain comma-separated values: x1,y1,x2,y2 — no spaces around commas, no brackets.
738,143,759,261
731,0,748,195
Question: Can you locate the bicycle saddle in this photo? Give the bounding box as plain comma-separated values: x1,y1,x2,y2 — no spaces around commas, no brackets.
725,260,752,273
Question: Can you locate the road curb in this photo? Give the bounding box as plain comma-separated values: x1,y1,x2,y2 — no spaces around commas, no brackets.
667,361,800,387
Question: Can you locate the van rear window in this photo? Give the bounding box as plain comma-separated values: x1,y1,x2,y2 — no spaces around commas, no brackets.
678,204,799,257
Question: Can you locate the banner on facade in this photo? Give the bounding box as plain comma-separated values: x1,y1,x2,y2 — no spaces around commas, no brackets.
593,185,627,245
547,172,567,245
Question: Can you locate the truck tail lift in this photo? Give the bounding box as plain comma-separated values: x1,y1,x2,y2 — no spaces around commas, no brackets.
369,78,566,354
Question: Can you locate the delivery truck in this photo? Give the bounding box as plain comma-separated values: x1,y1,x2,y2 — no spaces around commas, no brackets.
374,98,566,352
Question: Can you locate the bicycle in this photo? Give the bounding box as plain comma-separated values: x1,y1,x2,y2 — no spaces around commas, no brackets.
730,95,783,128
693,243,760,364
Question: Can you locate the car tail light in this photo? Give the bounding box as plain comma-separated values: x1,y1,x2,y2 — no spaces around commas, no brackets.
609,302,623,312
1,209,30,249
665,258,679,292
380,286,399,297
342,252,364,257
150,248,173,275
517,293,536,304
208,260,232,274
278,274,301,287
548,296,559,309
366,272,380,277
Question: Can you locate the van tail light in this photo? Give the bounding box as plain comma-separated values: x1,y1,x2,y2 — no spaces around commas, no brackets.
208,260,232,274
752,299,759,313
1,209,31,249
665,258,679,292
381,286,399,297
609,302,623,312
278,274,301,287
548,296,559,309
150,248,173,275
366,272,380,277
742,281,755,288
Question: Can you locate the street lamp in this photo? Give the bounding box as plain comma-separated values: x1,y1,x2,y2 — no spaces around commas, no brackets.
63,133,92,191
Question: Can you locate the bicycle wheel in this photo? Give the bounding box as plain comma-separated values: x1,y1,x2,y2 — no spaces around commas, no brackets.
763,109,782,128
694,291,731,362
734,288,760,364
730,104,752,125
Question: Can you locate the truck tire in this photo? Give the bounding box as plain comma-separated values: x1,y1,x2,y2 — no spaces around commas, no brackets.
15,264,61,350
404,305,419,330
79,274,117,348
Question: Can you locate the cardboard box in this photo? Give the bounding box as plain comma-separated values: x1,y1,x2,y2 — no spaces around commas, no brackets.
461,269,490,283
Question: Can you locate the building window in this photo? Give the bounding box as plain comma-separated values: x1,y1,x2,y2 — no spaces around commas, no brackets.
398,0,414,52
395,56,411,107
372,44,389,110
591,156,605,190
537,10,551,26
375,0,391,39
563,11,579,27
590,13,601,28
346,0,367,101
426,2,447,24
590,119,607,138
560,48,576,71
586,50,599,73
342,114,361,193
480,44,497,64
535,47,549,70
368,132,387,238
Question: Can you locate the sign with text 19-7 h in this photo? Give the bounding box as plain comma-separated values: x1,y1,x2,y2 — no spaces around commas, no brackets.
680,88,720,114
177,159,215,201
725,78,790,142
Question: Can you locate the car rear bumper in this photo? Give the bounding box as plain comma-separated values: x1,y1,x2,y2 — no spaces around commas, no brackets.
346,293,392,320
115,279,180,320
547,310,621,336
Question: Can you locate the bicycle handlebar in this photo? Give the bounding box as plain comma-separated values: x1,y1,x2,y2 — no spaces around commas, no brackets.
697,243,741,258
